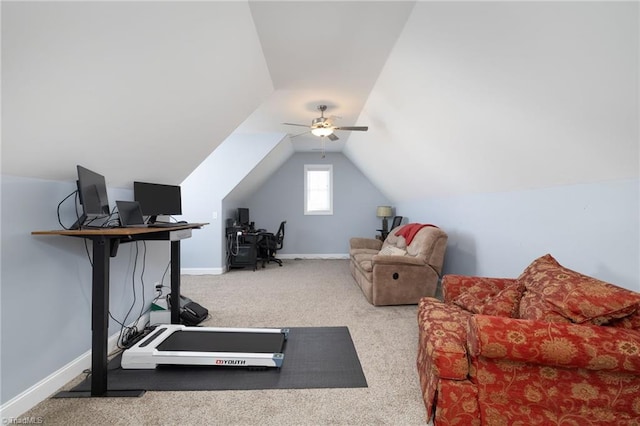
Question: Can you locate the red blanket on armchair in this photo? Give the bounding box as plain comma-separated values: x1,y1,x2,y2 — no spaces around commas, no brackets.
395,223,438,245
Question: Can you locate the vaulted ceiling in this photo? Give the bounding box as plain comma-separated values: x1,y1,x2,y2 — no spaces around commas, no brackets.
2,1,637,203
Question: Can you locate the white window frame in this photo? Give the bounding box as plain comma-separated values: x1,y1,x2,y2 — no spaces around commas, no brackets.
304,164,333,215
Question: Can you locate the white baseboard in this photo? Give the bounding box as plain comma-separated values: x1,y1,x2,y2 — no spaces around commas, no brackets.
181,267,225,275
182,257,347,276
0,316,147,421
278,253,349,260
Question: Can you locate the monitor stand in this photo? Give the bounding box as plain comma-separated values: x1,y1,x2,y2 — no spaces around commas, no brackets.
69,213,87,230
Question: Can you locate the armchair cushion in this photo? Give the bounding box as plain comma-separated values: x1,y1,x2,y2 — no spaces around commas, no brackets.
518,254,640,325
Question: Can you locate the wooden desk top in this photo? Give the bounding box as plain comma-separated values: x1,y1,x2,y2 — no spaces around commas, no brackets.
32,223,208,237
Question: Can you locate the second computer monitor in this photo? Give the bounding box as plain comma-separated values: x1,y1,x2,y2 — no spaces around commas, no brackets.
238,208,250,226
134,181,182,223
72,165,111,229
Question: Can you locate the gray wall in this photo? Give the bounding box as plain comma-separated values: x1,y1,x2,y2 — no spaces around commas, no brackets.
398,178,639,292
242,152,390,256
1,175,170,404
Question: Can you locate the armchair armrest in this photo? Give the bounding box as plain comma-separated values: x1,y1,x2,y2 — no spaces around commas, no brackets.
468,315,640,374
442,275,517,303
349,237,382,251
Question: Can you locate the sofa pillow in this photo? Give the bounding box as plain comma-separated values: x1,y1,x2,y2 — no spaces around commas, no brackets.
452,291,484,314
480,282,525,317
453,282,525,317
608,309,640,330
518,254,640,325
379,245,406,256
518,290,572,323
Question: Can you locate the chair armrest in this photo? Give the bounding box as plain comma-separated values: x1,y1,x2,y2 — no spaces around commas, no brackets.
468,315,640,374
442,275,517,303
349,237,383,251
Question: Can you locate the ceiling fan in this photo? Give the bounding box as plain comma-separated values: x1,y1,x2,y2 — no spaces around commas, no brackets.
283,105,368,141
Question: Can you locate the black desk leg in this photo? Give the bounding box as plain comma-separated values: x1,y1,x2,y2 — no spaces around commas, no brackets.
170,240,181,324
55,236,144,398
91,236,110,396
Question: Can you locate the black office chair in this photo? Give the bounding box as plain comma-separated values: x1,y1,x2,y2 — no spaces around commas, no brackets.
258,220,286,267
390,216,403,230
377,216,403,240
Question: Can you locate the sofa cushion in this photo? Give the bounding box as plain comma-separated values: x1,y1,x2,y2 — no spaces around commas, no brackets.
382,231,407,250
379,245,406,256
518,254,640,325
453,282,525,318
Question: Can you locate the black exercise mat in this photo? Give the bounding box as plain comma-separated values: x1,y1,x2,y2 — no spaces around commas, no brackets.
72,326,367,392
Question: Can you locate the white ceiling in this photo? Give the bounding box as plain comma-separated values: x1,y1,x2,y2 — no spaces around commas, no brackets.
2,1,637,203
238,1,415,152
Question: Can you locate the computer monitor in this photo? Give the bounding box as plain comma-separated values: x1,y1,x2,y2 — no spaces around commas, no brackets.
73,165,110,229
238,208,250,226
134,181,182,223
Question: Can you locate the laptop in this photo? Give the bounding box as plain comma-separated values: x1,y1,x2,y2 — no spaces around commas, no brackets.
116,200,148,228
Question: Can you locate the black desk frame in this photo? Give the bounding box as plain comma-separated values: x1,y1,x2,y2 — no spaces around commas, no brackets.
32,224,205,398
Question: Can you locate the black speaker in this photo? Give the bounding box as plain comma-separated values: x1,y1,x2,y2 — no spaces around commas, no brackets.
180,301,208,326
167,294,209,326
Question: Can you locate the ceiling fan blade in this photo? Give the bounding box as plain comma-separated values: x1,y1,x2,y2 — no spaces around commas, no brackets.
282,122,310,128
327,133,339,141
289,130,311,139
334,126,368,131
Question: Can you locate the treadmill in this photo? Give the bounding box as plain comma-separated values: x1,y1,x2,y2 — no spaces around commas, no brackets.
121,324,288,369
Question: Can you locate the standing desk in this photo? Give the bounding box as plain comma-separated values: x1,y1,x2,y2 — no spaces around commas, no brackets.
31,224,206,397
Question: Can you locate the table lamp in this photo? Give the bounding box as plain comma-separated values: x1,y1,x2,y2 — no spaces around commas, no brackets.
376,206,393,232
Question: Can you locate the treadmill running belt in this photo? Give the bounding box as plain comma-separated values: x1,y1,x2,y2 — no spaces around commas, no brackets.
156,330,286,353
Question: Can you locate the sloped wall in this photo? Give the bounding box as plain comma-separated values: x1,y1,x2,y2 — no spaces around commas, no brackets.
180,132,291,273
347,2,639,290
2,1,272,187
347,1,638,199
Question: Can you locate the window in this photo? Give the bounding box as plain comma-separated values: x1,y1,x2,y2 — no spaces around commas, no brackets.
304,164,333,215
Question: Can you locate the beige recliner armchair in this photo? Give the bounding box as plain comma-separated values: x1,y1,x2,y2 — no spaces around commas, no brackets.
349,224,448,306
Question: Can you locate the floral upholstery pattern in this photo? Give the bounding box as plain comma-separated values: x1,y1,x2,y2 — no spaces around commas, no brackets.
417,256,640,425
518,254,640,325
519,290,573,323
435,380,481,426
417,298,472,420
453,282,525,317
442,274,516,303
469,315,640,374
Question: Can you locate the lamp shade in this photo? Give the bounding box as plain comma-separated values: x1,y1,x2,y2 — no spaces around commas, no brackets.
376,206,393,218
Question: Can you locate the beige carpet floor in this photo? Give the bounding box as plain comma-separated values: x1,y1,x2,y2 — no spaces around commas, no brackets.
22,259,431,425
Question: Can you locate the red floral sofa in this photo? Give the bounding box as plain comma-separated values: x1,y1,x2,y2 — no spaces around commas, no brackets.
417,254,640,425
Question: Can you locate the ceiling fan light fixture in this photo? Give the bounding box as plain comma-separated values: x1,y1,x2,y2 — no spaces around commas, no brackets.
311,127,334,137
